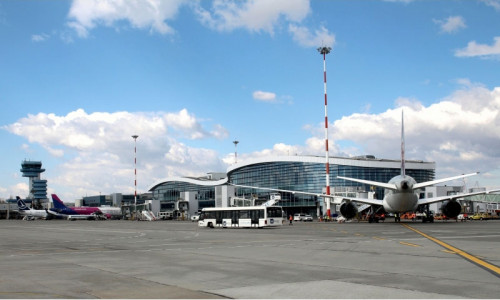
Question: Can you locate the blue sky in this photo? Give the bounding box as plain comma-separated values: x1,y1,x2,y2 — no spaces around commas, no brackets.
1,0,500,201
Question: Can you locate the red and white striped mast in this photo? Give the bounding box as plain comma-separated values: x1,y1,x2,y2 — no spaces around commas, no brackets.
318,46,332,218
132,135,139,218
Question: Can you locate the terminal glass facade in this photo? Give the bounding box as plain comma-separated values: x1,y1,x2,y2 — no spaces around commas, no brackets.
152,181,217,210
228,160,435,213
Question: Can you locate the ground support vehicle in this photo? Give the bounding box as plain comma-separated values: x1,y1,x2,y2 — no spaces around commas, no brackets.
368,213,385,223
469,213,489,220
303,214,313,222
294,213,306,221
199,206,284,228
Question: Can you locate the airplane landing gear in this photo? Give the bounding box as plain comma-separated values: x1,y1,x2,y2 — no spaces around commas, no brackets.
421,205,434,223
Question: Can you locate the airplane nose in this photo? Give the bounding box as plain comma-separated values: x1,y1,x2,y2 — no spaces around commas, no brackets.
401,181,409,190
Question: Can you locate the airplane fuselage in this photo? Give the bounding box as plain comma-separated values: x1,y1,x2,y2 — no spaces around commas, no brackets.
17,198,48,219
382,175,419,213
48,207,101,216
19,209,48,218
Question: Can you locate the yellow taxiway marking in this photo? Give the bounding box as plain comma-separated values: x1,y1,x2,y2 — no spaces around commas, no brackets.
372,236,386,240
402,224,500,277
399,241,421,248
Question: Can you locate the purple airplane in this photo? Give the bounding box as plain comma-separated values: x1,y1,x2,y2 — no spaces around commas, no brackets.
48,194,104,220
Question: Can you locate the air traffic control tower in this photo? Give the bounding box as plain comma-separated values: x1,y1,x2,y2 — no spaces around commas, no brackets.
21,160,48,206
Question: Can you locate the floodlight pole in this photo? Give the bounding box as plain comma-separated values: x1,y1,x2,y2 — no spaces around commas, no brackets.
132,135,138,219
233,140,239,164
318,46,332,218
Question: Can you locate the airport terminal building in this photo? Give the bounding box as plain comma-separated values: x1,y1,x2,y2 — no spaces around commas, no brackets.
148,155,436,218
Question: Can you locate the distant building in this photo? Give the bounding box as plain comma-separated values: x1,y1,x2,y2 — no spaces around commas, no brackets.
80,193,152,207
20,160,48,207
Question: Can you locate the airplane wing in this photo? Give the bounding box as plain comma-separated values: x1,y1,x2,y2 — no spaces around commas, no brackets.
337,176,397,190
230,184,384,206
47,209,64,217
413,172,479,190
417,188,500,206
330,195,384,206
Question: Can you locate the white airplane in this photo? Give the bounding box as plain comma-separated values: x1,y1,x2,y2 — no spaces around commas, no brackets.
16,197,48,220
98,206,123,219
334,111,499,222
232,111,499,222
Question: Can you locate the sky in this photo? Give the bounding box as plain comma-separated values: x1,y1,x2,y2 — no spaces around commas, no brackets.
1,0,500,202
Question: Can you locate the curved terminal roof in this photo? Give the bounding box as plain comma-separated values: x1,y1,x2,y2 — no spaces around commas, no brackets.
227,155,435,173
148,176,228,191
149,155,435,192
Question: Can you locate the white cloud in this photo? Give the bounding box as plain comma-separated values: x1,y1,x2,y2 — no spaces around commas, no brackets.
67,0,312,38
31,33,50,42
6,85,500,199
10,183,29,199
330,84,500,177
0,183,28,200
239,83,500,183
481,0,500,11
164,108,222,139
67,0,186,38
253,90,277,102
195,0,310,34
3,108,229,201
394,97,424,111
65,0,334,49
288,24,335,48
434,16,466,34
455,36,500,59
222,143,305,165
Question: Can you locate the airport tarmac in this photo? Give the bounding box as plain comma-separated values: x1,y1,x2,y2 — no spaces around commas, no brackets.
0,219,499,299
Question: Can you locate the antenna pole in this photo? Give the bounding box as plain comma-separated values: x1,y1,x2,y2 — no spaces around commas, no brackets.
132,135,138,219
318,46,332,218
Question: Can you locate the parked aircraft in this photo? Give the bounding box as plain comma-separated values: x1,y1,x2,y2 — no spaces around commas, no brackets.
48,194,103,220
231,111,499,222
335,111,499,222
16,197,48,220
98,206,123,219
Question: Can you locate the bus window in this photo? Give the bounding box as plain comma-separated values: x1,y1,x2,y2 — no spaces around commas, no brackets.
267,207,281,218
250,210,259,224
240,210,249,219
232,210,238,223
216,211,222,224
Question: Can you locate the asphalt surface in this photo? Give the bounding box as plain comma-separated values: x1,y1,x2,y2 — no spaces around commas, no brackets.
0,218,499,299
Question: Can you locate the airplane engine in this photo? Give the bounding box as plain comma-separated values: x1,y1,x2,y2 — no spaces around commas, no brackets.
340,201,357,219
441,200,461,219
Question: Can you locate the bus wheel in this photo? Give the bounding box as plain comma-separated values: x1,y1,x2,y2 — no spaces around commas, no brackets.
208,222,214,228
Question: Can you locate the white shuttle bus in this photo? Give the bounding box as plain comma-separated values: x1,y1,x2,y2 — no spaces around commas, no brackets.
198,206,284,228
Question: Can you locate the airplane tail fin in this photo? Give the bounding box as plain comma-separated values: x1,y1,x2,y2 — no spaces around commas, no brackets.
51,194,67,209
401,110,405,177
16,196,30,211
